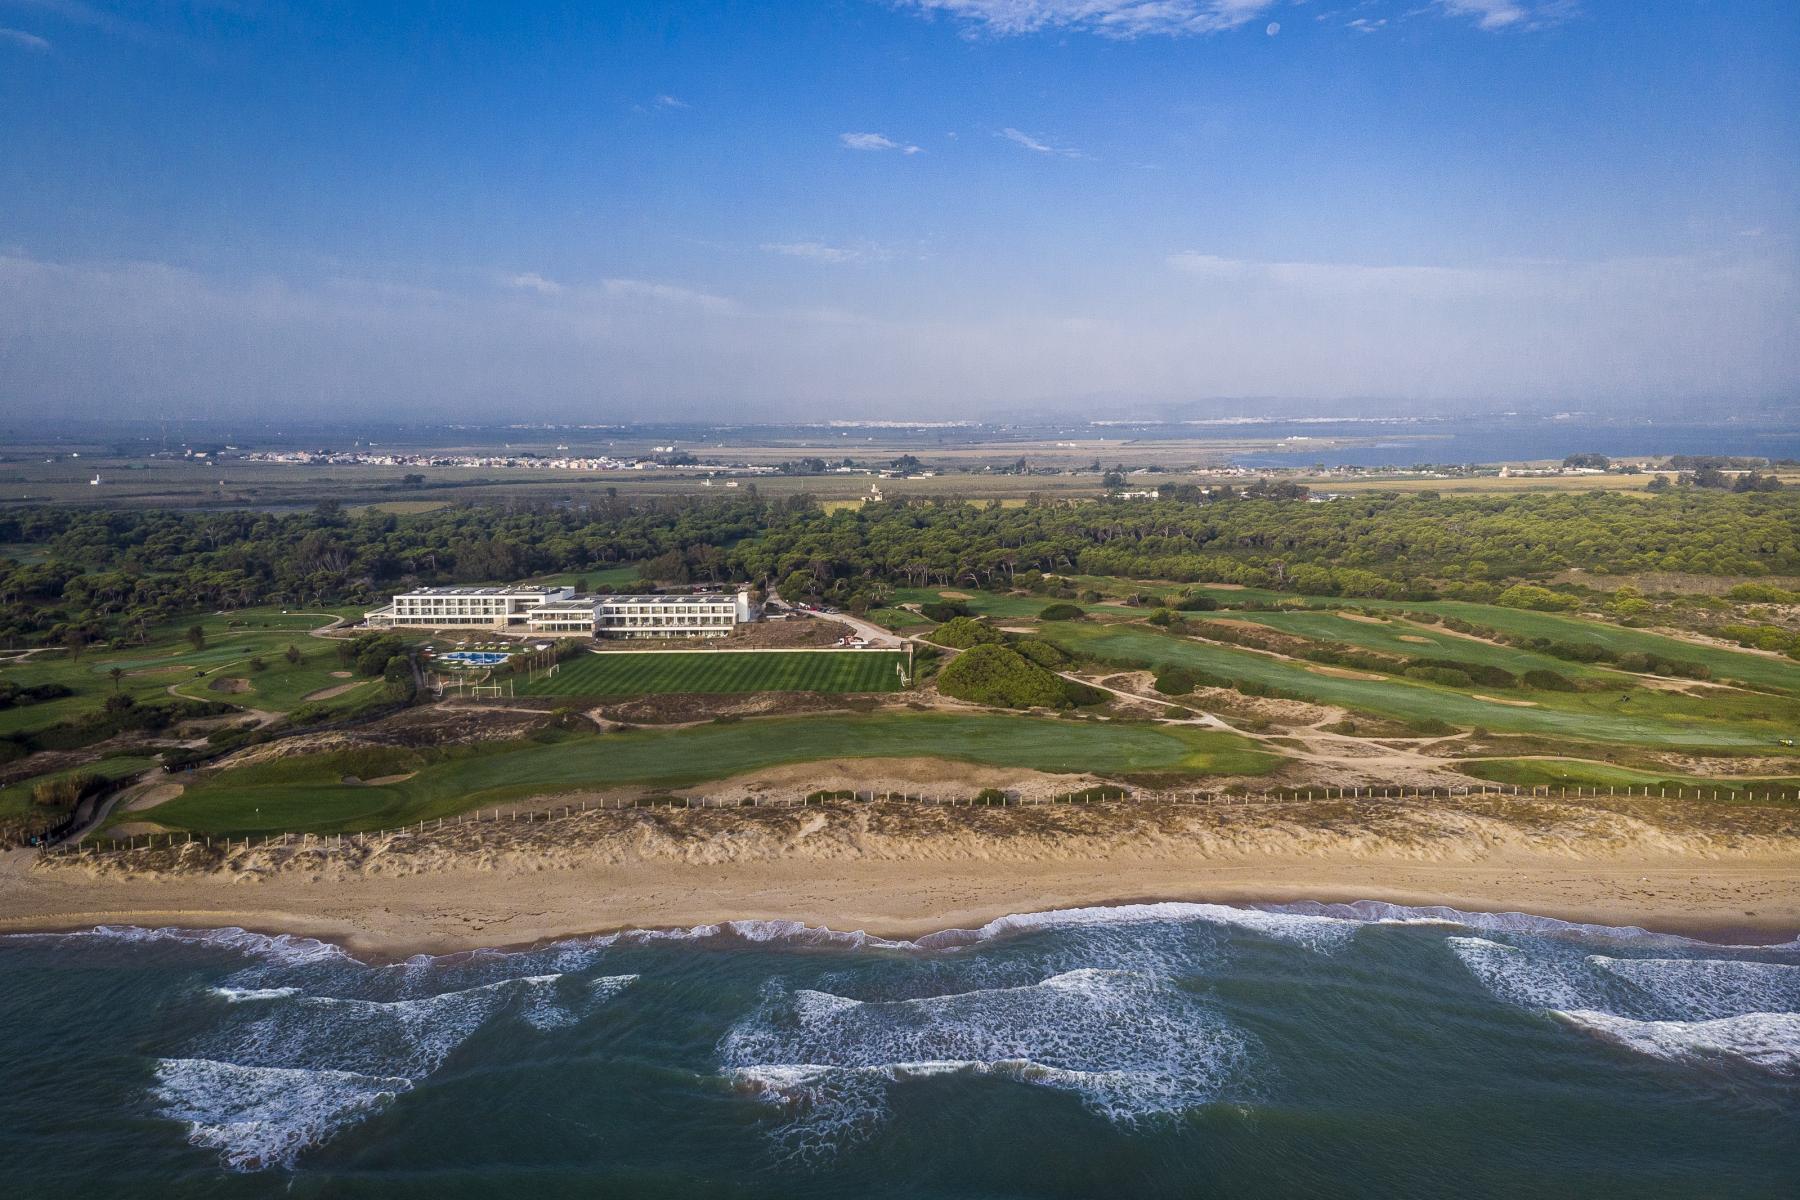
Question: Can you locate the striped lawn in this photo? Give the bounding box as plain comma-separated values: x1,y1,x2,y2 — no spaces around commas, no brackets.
521,650,905,697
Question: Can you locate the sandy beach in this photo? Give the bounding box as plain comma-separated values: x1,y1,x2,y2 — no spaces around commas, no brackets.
3,796,1796,956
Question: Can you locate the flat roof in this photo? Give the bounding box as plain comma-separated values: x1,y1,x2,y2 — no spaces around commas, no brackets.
397,585,560,597
599,593,737,605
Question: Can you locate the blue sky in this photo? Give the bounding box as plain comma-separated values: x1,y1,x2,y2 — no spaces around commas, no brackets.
1,1,1795,421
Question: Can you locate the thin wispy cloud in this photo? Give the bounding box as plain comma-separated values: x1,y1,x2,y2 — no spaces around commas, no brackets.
0,26,51,50
599,277,736,312
1431,0,1576,32
504,272,564,295
761,241,896,265
840,131,923,153
653,93,690,109
1000,127,1081,158
899,1,1282,39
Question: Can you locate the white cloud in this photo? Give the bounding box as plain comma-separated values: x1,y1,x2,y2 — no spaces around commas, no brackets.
840,131,923,153
0,27,51,50
653,93,690,109
1000,127,1081,157
899,1,1282,39
598,277,737,312
505,272,564,295
761,241,894,265
1431,0,1575,32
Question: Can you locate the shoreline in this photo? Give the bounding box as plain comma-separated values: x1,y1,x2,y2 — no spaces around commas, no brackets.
7,796,1796,961
3,856,1794,960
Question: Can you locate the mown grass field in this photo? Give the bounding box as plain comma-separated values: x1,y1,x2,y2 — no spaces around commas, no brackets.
141,713,1284,835
520,650,905,697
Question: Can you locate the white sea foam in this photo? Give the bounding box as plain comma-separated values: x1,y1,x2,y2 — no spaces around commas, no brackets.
208,986,302,1003
720,967,1251,1157
163,971,636,1168
9,925,355,966
1447,936,1598,1011
151,1058,413,1171
1554,1010,1800,1075
519,973,639,1030
916,902,1361,954
1587,957,1800,1020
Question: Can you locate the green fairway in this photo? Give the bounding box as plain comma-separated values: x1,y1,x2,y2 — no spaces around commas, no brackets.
143,713,1285,835
520,650,906,697
1023,619,1800,749
1210,610,1621,680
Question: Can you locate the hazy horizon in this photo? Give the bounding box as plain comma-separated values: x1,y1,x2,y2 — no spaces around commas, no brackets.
2,1,1796,423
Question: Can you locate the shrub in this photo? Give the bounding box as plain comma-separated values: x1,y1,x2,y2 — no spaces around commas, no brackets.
918,601,971,622
931,616,1008,649
1522,668,1577,691
1172,594,1219,611
1495,584,1582,612
1405,665,1474,688
1038,603,1086,621
938,644,1089,709
1014,638,1071,669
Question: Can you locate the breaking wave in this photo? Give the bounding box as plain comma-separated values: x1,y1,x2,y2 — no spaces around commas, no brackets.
1448,936,1799,1076
720,967,1252,1159
155,971,637,1169
1554,1011,1800,1075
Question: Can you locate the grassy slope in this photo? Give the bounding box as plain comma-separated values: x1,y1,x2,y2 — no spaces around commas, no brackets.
144,713,1283,835
521,650,904,697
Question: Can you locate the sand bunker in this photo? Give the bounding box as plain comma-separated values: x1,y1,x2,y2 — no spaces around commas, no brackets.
303,682,364,702
125,783,184,813
1473,695,1539,707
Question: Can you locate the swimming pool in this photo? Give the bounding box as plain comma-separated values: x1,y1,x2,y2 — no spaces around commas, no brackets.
437,651,511,667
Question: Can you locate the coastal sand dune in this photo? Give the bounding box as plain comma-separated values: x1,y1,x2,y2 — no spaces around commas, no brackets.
4,795,1796,957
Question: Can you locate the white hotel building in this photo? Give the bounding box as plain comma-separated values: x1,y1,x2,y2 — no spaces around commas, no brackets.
365,585,757,639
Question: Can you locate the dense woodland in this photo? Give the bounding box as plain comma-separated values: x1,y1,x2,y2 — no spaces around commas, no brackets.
1,488,1797,648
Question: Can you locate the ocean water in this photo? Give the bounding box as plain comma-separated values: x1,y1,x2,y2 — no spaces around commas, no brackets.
1,902,1795,1198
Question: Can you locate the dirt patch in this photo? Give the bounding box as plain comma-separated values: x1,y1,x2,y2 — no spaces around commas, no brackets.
206,677,251,694
104,821,169,839
1338,612,1389,625
1397,635,1431,644
303,682,365,702
936,590,974,600
1473,694,1539,707
680,757,1112,804
597,690,889,726
716,617,856,649
1306,664,1387,681
126,783,184,812
330,670,353,679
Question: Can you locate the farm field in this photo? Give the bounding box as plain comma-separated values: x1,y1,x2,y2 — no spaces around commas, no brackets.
139,713,1284,836
520,649,906,697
